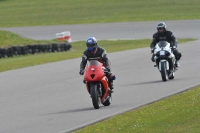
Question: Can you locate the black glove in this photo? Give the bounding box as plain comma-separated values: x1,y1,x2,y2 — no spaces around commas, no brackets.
105,68,110,72
79,70,84,75
171,46,177,52
151,55,155,62
151,48,155,53
151,57,155,62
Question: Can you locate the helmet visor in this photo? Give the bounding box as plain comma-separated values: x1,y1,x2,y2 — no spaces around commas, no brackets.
158,28,165,32
86,43,95,48
86,39,96,47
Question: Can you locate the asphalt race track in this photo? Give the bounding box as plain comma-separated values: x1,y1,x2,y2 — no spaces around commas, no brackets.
0,20,200,133
1,20,200,41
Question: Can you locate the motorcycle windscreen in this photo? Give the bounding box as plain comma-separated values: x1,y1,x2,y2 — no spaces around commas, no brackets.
88,60,100,67
158,41,168,48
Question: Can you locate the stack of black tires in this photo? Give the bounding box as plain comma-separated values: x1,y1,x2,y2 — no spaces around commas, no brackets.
0,42,71,58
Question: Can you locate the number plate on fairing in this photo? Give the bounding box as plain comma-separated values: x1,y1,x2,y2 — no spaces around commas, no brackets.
160,51,165,55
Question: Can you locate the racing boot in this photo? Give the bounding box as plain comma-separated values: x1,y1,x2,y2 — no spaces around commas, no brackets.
151,54,155,62
175,60,180,67
108,80,114,93
108,73,116,89
106,72,116,93
109,80,114,90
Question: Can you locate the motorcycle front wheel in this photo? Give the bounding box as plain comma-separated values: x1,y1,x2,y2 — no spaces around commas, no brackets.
161,62,169,81
90,85,101,109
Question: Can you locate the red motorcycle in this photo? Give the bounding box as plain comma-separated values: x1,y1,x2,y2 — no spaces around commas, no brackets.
83,58,112,109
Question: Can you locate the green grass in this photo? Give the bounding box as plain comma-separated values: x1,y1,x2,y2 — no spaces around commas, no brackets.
74,86,200,133
0,30,60,47
0,0,200,27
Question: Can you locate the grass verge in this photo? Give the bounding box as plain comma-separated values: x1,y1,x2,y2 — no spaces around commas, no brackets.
0,30,60,47
0,0,200,27
74,86,200,133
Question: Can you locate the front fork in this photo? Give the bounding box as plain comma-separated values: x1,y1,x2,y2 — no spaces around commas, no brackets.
86,81,109,103
155,57,175,75
86,82,102,97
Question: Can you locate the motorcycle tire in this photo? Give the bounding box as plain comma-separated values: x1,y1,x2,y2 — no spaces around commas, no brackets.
161,62,169,81
90,85,101,109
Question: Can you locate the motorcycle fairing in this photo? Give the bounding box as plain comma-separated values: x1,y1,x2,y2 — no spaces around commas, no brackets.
84,60,109,103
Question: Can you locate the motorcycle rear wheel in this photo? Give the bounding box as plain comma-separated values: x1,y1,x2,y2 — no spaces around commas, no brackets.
102,93,112,106
91,85,101,109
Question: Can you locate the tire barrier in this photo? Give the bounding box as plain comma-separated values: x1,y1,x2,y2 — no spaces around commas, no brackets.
0,42,72,59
